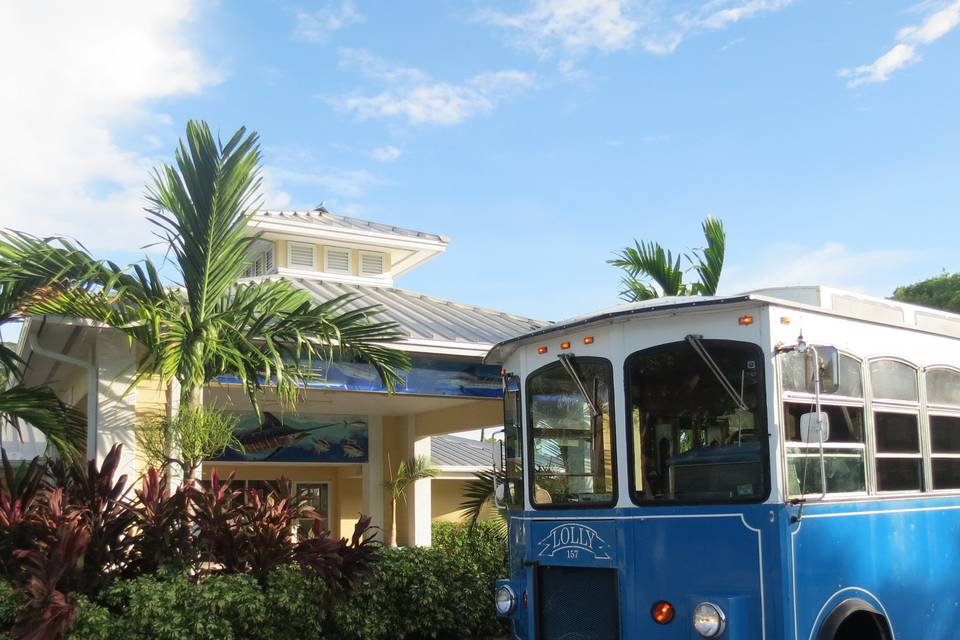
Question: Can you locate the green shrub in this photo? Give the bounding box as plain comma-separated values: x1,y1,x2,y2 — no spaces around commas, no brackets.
0,581,21,639
62,567,331,640
330,522,507,640
68,595,117,640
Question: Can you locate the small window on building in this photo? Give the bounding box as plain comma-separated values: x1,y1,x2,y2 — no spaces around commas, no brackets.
296,483,329,537
289,242,315,269
325,247,352,274
359,251,385,276
254,256,264,276
870,360,918,402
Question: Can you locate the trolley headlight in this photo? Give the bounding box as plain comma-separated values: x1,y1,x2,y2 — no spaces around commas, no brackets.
495,585,516,616
693,602,726,637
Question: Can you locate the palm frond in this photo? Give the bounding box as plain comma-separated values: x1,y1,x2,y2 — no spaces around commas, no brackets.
0,384,85,458
608,239,686,302
690,216,725,295
146,120,261,328
458,469,507,540
385,455,438,502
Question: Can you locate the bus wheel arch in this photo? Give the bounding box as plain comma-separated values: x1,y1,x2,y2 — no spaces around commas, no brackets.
816,598,893,640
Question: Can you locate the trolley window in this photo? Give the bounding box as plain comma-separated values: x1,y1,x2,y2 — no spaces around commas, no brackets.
527,358,615,507
626,340,767,504
926,367,960,490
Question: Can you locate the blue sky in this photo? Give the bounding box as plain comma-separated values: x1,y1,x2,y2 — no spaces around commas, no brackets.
2,0,959,322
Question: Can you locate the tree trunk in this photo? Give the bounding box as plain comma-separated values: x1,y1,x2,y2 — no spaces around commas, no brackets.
389,496,398,547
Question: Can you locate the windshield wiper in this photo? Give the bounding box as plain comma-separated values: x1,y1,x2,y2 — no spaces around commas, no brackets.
685,334,749,412
557,353,602,417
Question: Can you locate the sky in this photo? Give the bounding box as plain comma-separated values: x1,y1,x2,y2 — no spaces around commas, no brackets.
1,0,958,324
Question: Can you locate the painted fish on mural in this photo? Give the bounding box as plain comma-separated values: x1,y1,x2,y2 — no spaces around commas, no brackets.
236,412,337,453
341,438,366,458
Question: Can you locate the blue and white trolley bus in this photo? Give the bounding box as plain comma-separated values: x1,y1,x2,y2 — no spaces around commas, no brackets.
488,286,960,640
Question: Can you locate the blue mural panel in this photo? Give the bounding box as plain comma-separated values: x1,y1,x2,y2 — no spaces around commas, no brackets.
212,412,368,463
215,354,503,398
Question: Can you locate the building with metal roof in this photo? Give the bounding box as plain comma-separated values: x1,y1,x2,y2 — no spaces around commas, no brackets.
8,210,542,547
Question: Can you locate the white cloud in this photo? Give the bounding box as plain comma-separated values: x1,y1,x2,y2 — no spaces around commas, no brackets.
293,1,365,42
840,0,960,87
265,167,384,200
478,0,793,62
371,145,402,162
478,0,639,59
335,49,536,126
0,1,216,250
721,242,914,295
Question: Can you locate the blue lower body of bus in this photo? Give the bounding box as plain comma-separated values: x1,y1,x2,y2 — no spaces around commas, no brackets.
497,496,960,639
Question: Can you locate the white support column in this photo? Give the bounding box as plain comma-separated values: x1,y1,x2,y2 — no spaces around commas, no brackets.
362,415,385,530
94,331,138,480
407,415,432,547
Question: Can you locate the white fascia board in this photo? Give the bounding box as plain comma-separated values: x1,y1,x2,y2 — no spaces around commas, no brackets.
388,249,440,279
391,339,493,358
276,266,394,287
250,218,448,253
436,466,491,480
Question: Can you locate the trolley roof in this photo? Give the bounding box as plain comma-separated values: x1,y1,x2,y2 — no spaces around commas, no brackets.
486,285,960,362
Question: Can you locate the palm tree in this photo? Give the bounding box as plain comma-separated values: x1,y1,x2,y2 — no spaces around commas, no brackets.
384,455,438,547
0,232,112,457
19,121,410,418
608,216,726,302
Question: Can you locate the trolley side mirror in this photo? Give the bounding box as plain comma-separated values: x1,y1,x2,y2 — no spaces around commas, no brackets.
800,412,830,444
805,346,841,395
492,429,506,508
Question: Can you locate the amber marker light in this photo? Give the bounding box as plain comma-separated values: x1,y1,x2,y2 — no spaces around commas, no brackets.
537,346,548,354
560,341,571,350
583,336,595,345
780,316,791,325
651,601,675,625
738,315,754,326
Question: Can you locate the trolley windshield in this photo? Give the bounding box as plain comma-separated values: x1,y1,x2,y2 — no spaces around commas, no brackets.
627,339,767,503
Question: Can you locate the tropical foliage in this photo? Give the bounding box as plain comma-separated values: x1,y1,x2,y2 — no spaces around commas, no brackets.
609,216,726,301
135,406,242,480
383,455,438,547
458,468,507,540
0,444,379,640
892,271,960,313
1,121,411,464
0,232,105,457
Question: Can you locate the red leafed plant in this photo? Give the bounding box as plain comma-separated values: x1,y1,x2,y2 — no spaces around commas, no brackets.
241,477,307,578
0,452,47,576
63,444,136,593
188,468,247,573
295,514,381,589
127,467,193,574
11,489,91,640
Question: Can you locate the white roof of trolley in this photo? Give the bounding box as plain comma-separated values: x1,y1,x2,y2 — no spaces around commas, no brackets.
486,285,960,362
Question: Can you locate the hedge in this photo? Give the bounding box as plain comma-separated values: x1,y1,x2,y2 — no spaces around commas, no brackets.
4,521,508,640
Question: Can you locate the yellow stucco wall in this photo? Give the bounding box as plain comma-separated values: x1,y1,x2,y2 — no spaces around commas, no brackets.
201,463,364,539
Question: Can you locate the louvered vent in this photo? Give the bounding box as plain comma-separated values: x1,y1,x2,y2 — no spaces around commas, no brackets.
289,242,315,269
264,248,274,271
325,247,351,274
359,252,385,276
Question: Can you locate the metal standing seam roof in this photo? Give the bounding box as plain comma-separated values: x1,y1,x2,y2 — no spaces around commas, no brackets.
430,435,493,468
253,210,448,243
293,278,549,345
